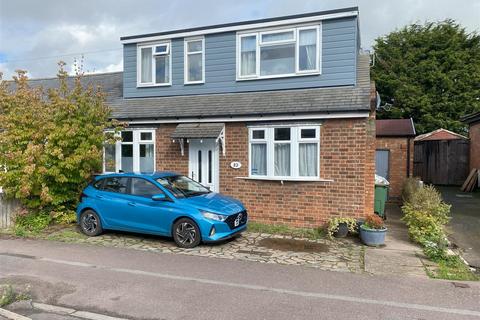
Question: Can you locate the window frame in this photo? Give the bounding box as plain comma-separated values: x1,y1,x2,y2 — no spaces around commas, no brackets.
184,37,205,85
236,24,321,81
103,129,156,173
248,125,320,180
137,41,172,87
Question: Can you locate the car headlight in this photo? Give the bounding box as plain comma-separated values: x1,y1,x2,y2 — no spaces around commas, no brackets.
201,211,227,222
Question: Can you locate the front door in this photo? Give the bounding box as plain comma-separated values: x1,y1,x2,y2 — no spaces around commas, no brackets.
189,139,219,192
375,149,390,180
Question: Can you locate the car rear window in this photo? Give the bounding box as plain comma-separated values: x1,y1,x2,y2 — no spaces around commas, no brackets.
101,177,129,194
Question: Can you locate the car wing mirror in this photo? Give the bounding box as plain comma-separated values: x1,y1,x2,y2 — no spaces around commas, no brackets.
152,194,169,201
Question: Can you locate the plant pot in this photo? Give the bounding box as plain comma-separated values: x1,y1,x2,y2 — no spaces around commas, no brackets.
334,222,349,238
360,225,387,246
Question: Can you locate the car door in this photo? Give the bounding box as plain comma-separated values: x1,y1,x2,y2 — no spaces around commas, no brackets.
94,177,132,229
123,177,173,235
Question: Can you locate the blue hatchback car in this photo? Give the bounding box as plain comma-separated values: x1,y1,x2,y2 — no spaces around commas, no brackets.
76,172,248,248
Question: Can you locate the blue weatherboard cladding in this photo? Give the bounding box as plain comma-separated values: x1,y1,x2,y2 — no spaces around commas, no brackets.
123,17,358,98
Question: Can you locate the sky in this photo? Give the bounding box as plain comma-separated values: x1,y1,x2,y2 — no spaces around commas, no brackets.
0,0,479,79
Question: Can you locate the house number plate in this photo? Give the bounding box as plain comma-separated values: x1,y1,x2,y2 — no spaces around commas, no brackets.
230,161,242,169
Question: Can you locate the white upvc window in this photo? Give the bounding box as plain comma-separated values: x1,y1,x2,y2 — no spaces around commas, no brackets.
137,42,171,87
248,126,320,180
184,37,205,84
103,129,156,173
237,24,321,80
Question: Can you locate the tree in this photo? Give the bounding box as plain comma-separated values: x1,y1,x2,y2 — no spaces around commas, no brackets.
372,20,480,134
0,63,120,226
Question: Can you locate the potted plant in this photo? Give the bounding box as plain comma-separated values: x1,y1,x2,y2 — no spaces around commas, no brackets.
327,217,357,238
360,214,387,246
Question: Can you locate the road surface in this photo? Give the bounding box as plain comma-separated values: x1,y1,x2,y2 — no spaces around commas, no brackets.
1,238,479,320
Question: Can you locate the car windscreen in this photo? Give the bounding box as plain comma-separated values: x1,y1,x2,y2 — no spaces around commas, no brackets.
156,175,210,198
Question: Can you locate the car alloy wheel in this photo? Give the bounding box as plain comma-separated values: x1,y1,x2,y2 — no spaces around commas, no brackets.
176,222,196,245
80,210,103,236
173,218,201,248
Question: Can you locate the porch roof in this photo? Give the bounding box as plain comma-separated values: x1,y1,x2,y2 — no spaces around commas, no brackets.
171,123,225,139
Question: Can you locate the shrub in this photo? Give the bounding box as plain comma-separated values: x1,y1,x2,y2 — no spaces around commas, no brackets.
14,210,53,235
402,185,451,257
363,214,385,230
0,65,122,227
326,217,357,238
402,177,421,203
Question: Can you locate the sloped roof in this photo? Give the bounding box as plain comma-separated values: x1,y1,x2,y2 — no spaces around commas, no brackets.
7,54,371,121
376,118,416,137
171,123,224,139
414,128,467,141
462,111,480,125
110,54,372,120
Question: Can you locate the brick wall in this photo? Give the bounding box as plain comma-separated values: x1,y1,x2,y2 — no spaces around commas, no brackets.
375,137,412,199
470,122,480,171
155,124,189,175
155,119,375,228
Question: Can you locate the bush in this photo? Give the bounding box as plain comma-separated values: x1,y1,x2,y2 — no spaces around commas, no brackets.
402,177,421,203
326,217,357,238
0,65,121,227
14,210,53,235
402,185,451,258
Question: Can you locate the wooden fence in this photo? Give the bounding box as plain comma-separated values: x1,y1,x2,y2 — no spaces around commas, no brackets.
414,139,470,185
0,193,20,229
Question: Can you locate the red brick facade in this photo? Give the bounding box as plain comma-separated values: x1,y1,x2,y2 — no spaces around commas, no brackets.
154,118,375,228
470,122,480,171
375,137,413,199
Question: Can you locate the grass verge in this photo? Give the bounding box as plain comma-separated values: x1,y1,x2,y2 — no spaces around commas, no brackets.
426,255,479,281
247,221,325,240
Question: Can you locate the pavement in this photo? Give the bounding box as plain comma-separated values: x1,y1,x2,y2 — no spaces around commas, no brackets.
1,238,480,320
439,187,480,268
364,204,428,278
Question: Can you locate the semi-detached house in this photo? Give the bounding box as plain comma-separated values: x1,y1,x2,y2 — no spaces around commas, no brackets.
28,6,376,227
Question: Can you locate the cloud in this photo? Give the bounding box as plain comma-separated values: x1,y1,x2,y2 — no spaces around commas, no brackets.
0,0,478,79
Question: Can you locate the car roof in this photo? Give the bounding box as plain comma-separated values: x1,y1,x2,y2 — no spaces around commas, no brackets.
94,171,179,180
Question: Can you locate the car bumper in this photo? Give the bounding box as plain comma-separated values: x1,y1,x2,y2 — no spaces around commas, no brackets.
201,223,247,243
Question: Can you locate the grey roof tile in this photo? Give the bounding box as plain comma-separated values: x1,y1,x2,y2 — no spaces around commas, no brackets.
171,123,224,138
10,54,371,121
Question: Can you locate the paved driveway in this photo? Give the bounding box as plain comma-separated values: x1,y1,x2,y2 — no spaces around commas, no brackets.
439,187,480,268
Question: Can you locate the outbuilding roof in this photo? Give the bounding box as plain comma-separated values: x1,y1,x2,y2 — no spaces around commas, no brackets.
414,128,467,141
376,118,416,137
462,111,480,125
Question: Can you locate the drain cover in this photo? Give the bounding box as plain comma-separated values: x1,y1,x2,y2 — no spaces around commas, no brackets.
452,282,470,288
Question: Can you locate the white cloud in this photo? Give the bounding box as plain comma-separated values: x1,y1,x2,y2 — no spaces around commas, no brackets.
0,0,478,79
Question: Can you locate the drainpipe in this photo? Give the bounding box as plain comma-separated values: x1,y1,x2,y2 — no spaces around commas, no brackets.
406,137,411,177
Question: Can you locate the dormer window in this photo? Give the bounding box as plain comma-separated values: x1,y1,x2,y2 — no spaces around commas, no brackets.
184,37,205,84
237,25,321,80
137,42,171,87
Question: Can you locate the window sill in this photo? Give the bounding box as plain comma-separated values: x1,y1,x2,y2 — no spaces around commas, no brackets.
236,71,320,82
235,176,334,183
184,81,205,85
137,83,172,88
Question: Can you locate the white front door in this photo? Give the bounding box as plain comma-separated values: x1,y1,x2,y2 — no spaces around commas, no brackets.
188,139,219,192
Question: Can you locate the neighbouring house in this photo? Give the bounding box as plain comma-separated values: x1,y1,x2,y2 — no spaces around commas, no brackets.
17,7,377,227
414,128,469,185
462,112,480,187
462,112,480,172
375,119,416,200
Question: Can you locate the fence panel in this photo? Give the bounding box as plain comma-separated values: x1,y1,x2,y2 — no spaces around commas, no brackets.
0,194,20,229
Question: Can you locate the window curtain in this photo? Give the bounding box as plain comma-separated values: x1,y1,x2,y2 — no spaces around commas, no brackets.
299,29,317,71
241,36,256,76
188,53,202,82
274,143,291,176
141,48,152,83
299,143,318,176
155,56,169,84
251,144,266,175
